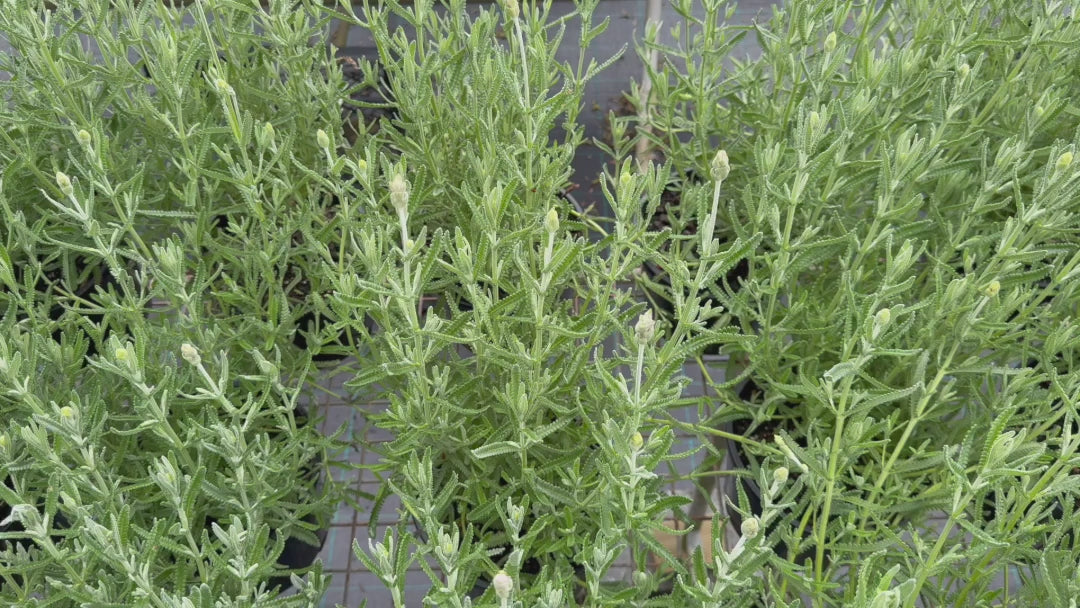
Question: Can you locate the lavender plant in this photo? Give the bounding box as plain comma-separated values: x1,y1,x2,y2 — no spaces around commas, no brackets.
629,0,1080,604
316,0,797,601
0,0,353,365
335,149,795,604
0,240,338,605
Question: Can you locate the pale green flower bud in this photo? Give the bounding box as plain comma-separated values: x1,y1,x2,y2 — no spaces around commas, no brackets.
869,589,901,608
373,541,390,563
824,31,837,53
710,149,730,183
1035,105,1045,118
56,171,73,197
635,309,656,343
115,347,129,362
983,280,1000,297
214,78,232,95
0,433,8,452
493,570,513,600
809,111,821,132
544,208,559,234
875,308,891,325
59,406,75,419
872,307,891,340
390,172,410,216
317,128,330,150
740,517,760,539
958,63,970,80
263,122,275,142
774,467,789,484
357,158,367,172
437,530,456,558
631,432,644,450
76,129,92,147
1056,151,1073,172
181,343,201,366
987,431,1017,468
502,0,519,21
404,238,416,254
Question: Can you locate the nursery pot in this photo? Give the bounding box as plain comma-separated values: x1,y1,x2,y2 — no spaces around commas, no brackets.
205,204,371,363
199,405,329,592
266,406,330,591
24,255,119,357
0,477,71,590
722,379,819,566
980,358,1077,545
413,465,588,600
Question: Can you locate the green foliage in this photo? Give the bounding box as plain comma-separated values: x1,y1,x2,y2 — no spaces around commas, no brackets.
0,262,339,606
0,0,348,605
632,0,1080,604
325,0,763,603
0,0,352,366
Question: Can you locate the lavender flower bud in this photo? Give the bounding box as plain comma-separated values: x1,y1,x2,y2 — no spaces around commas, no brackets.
635,309,656,343
740,517,760,539
502,0,519,21
56,171,73,197
983,280,1000,297
493,570,513,600
710,149,730,183
774,467,789,484
214,78,233,95
76,129,92,147
181,343,201,366
824,32,837,53
1056,151,1073,172
317,128,330,150
390,172,410,216
875,308,891,326
544,208,560,234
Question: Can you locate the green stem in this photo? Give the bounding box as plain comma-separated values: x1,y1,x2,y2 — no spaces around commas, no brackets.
813,374,854,598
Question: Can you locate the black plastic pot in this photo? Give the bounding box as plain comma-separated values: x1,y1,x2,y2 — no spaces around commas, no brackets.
204,195,370,363
414,464,589,601
339,53,397,146
26,256,118,358
981,358,1076,544
0,477,71,590
723,379,819,565
265,465,329,591
412,516,588,601
243,406,328,592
